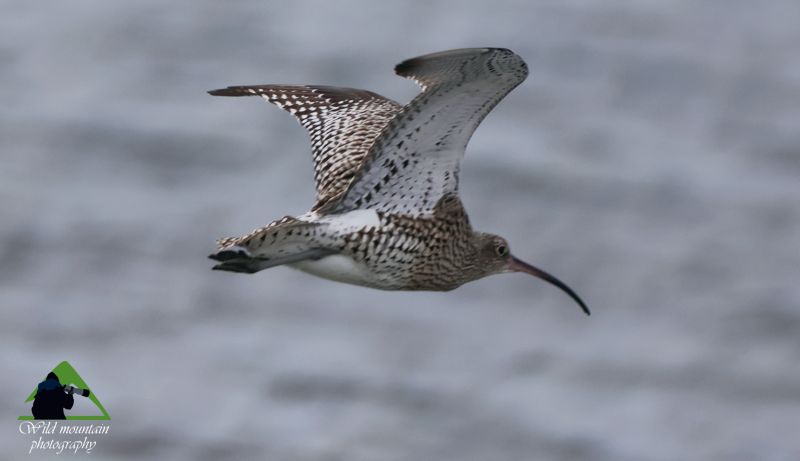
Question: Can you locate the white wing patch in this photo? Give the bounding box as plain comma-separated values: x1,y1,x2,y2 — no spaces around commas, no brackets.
210,49,528,218
320,209,381,232
326,48,529,217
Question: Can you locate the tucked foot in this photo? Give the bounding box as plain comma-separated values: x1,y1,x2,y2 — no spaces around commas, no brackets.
208,247,250,262
211,260,262,273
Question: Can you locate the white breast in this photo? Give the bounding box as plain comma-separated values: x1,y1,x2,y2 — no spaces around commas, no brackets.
291,254,378,288
291,209,389,288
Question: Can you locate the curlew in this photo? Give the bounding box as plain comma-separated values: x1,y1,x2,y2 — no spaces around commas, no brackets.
208,48,589,315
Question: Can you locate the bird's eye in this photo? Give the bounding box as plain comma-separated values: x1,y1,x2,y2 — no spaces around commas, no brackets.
495,245,508,256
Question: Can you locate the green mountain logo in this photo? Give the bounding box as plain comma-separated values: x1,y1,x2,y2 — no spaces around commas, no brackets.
19,361,110,420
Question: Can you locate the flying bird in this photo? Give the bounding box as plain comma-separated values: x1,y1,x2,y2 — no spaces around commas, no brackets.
208,48,589,315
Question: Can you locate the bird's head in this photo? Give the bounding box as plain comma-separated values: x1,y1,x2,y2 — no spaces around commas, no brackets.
473,233,590,315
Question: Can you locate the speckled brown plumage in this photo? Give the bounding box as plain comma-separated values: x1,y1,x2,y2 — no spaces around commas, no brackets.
208,48,589,314
207,85,401,211
336,194,478,290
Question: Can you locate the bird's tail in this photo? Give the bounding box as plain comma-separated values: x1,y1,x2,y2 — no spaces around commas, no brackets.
209,216,335,273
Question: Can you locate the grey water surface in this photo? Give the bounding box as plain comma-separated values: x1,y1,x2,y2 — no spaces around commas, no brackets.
2,1,799,460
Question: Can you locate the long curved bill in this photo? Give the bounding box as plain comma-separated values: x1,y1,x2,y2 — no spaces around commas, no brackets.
510,256,590,316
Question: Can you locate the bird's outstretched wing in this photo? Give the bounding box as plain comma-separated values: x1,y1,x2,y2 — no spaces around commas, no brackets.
208,85,402,211
322,48,528,216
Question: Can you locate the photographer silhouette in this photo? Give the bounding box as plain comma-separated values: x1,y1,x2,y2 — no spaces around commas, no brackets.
31,372,73,420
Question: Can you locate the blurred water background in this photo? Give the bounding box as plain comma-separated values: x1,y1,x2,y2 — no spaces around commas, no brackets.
2,1,799,460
